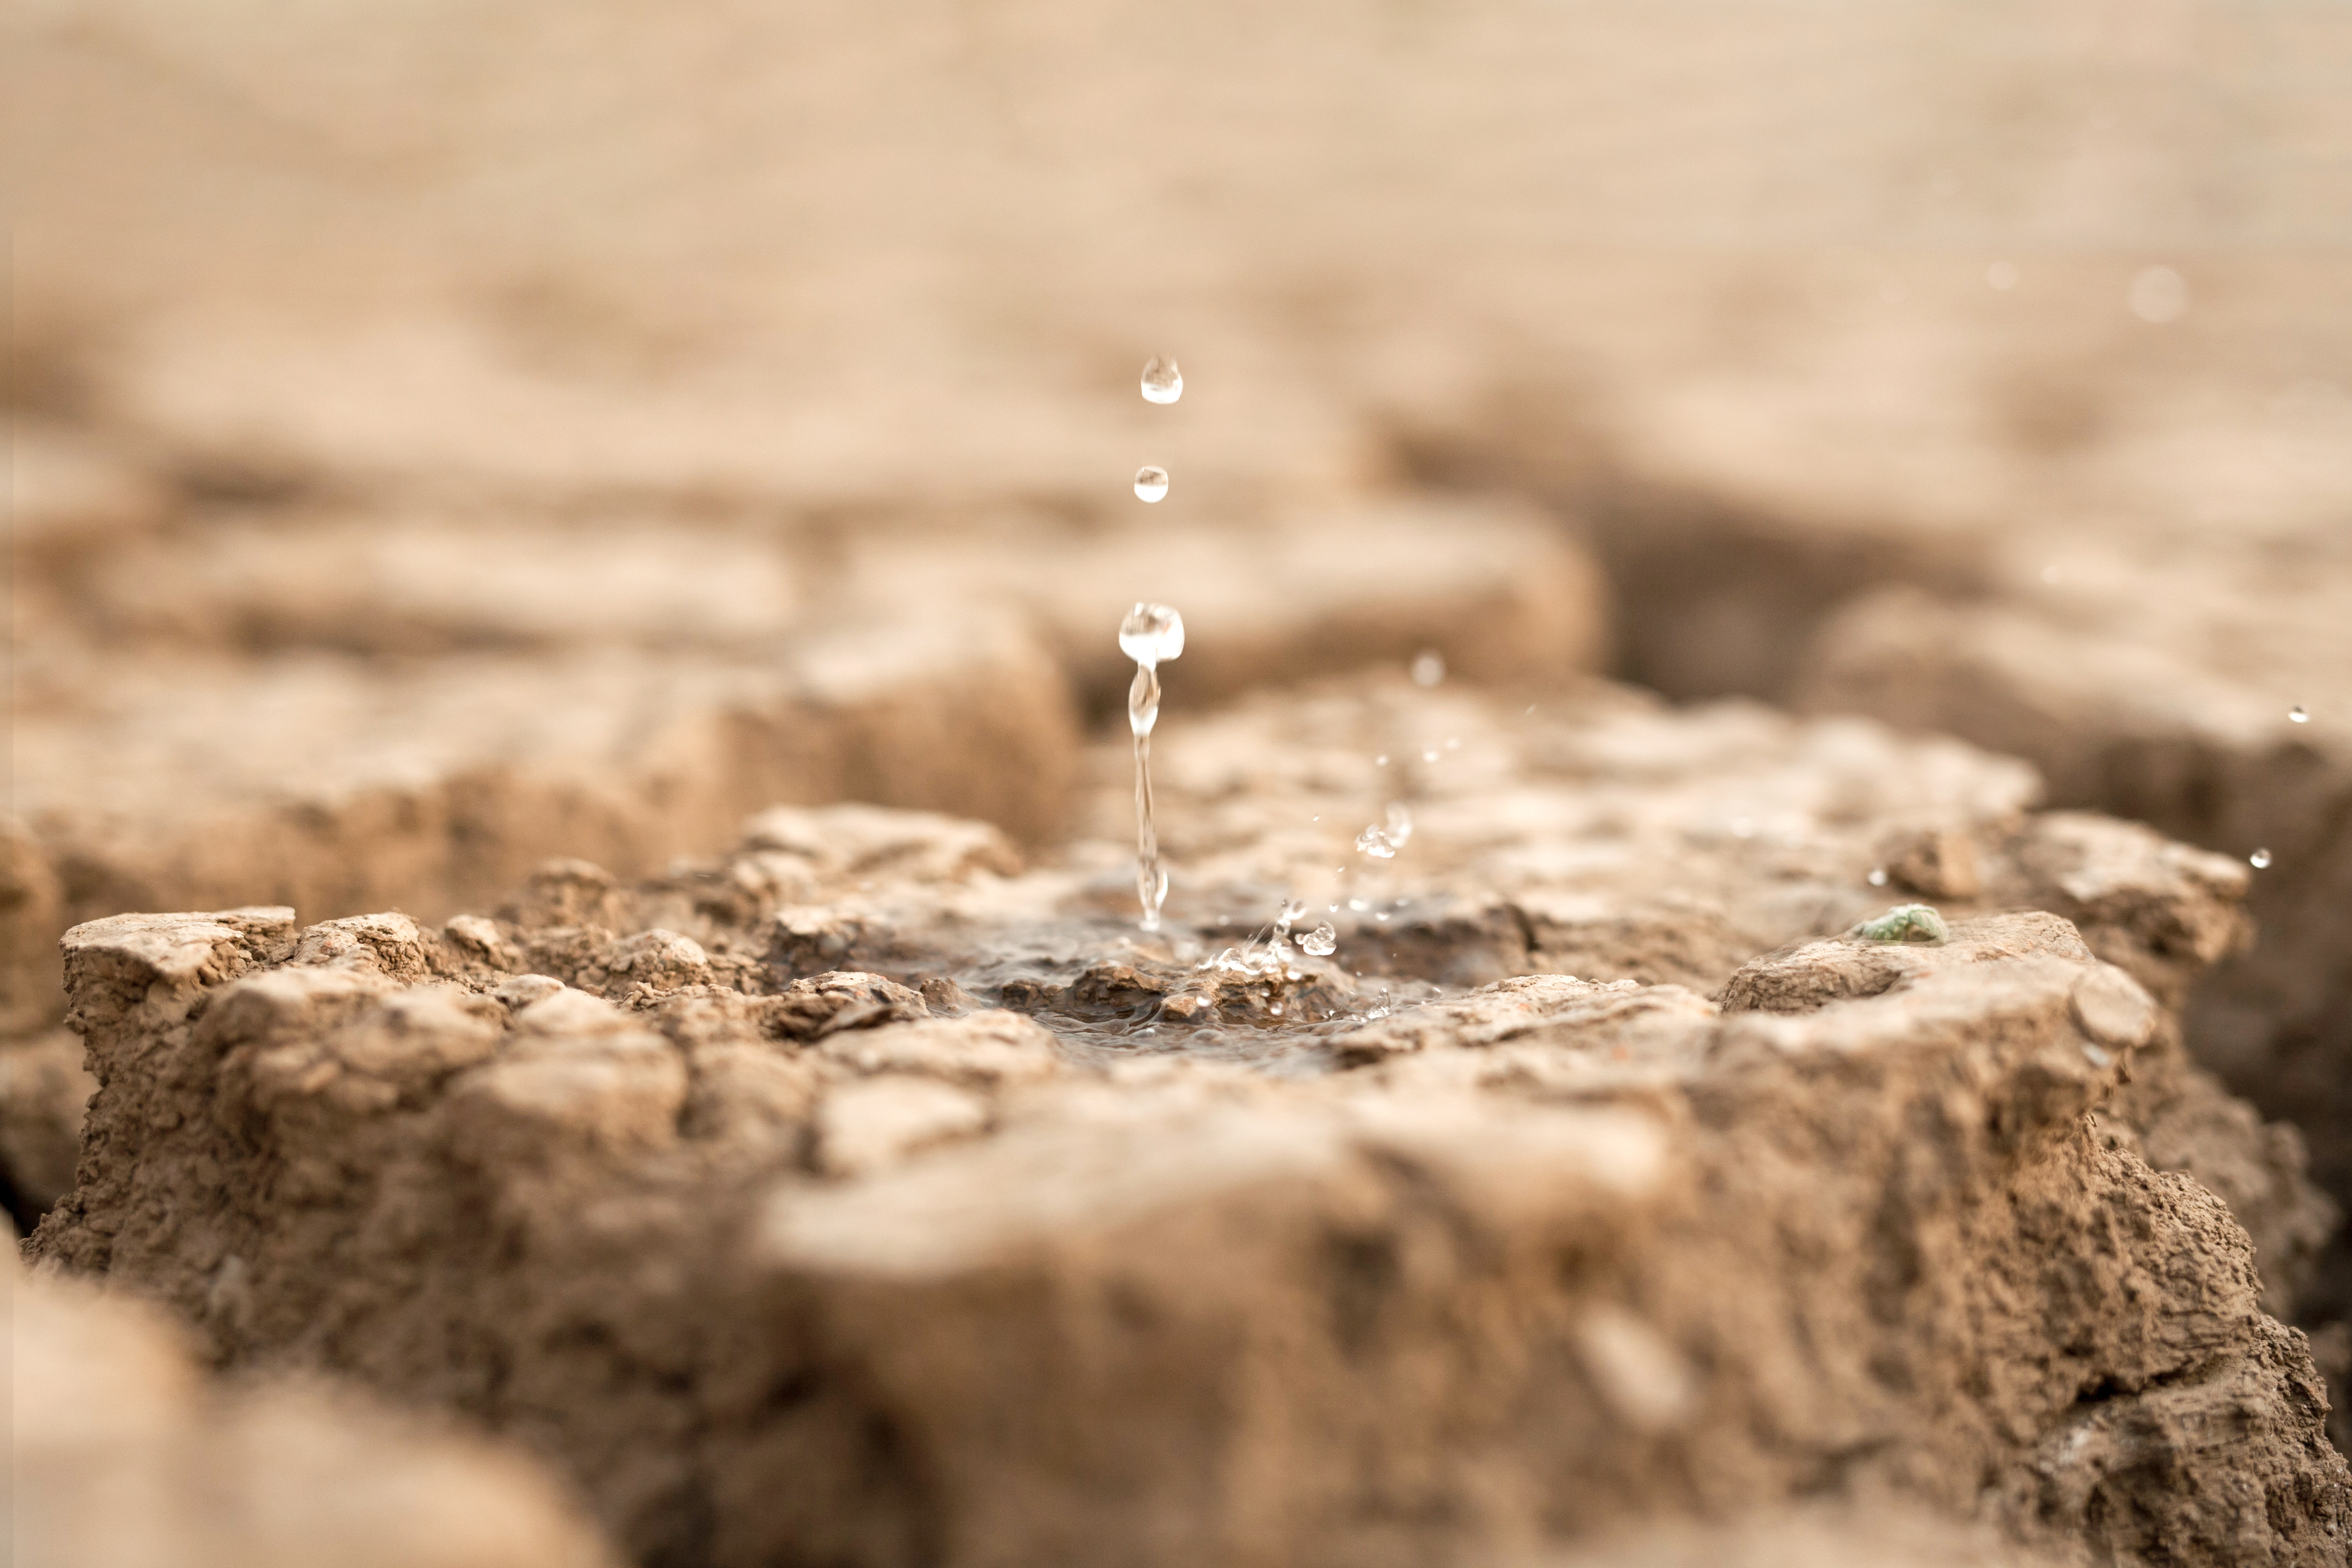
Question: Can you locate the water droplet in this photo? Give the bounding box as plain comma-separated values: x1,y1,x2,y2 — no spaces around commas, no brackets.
1299,923,1338,956
2290,705,2311,724
1355,827,1397,859
1375,912,1390,922
2250,848,2273,869
1410,650,1446,687
1120,603,1185,932
1867,867,1889,887
2129,265,2189,325
1375,755,1389,767
1383,802,1413,849
1119,603,1185,670
1347,898,1370,912
1986,260,2019,291
1140,356,1182,404
1269,1003,1284,1016
1422,748,1439,763
1133,466,1170,503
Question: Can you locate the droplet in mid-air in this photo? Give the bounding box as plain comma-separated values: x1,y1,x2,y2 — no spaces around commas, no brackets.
1356,802,1413,859
2250,848,2273,869
1410,650,1445,687
1141,356,1183,404
1121,602,1185,932
1133,466,1170,503
1299,923,1338,957
1867,867,1889,887
1119,602,1186,669
2290,705,2311,724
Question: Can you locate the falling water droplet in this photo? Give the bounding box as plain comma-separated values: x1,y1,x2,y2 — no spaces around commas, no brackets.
1299,923,1338,956
2290,705,2311,724
1410,650,1445,687
1384,802,1413,849
2250,848,2273,869
1348,898,1370,912
1141,356,1183,404
1867,867,1889,887
1133,466,1170,503
1121,603,1185,931
1121,603,1185,669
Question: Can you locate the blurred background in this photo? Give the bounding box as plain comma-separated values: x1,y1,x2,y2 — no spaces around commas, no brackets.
8,0,2352,1224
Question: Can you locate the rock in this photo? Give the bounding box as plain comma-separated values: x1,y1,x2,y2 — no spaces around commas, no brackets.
2,618,1079,1033
839,495,1611,716
27,704,2348,1564
11,1242,619,1568
1792,557,2352,1324
1,1029,94,1221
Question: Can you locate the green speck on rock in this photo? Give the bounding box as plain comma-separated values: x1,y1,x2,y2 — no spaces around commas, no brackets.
1852,903,1949,945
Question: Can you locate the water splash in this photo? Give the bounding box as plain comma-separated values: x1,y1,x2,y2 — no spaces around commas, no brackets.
1133,466,1170,502
1122,603,1185,931
1141,356,1183,404
1299,923,1338,956
1354,802,1413,859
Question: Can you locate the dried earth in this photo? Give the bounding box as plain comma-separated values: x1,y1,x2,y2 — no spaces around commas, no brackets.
1411,354,2352,1349
2,424,1604,1049
28,680,2347,1566
11,1234,617,1568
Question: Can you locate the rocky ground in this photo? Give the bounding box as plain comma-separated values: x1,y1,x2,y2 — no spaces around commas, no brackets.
13,5,2352,1562
12,1233,616,1568
25,681,2351,1565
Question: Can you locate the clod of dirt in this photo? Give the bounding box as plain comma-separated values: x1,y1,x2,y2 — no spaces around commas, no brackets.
28,791,2349,1565
1793,569,2352,1323
12,1237,617,1568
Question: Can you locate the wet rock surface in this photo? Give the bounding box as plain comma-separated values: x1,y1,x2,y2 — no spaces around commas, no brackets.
27,680,2347,1566
2,493,1602,1051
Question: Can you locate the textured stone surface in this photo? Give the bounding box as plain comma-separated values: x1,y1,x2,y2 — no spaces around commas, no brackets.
1,619,1079,1039
12,1240,618,1568
1,1028,95,1222
1790,540,2352,1326
27,683,2347,1566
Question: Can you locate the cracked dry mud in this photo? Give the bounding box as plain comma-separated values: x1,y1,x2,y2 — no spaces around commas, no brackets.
12,1239,616,1568
27,679,2349,1566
